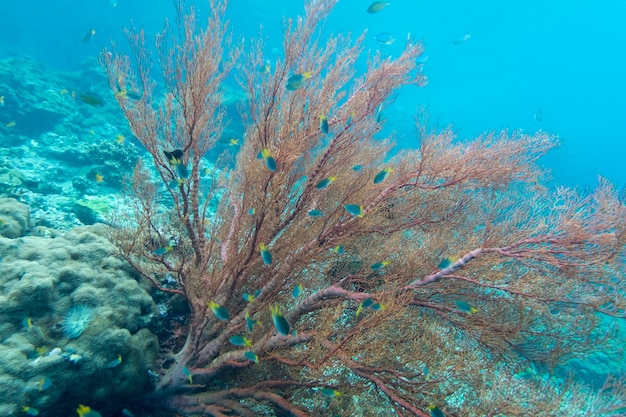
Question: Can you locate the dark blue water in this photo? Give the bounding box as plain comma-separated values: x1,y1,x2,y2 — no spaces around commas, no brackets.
1,0,624,187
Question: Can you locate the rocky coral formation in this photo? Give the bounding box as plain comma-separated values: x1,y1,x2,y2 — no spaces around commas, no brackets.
0,209,159,416
0,197,30,238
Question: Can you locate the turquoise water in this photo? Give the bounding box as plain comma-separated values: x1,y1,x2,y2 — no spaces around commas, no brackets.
0,1,625,416
1,0,625,187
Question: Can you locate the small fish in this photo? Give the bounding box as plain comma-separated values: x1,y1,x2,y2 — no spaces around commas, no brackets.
116,134,125,144
453,33,471,45
0,96,4,106
245,309,261,332
77,91,104,106
259,243,272,265
248,208,256,215
375,32,396,45
22,407,39,416
416,55,430,64
229,335,253,347
534,108,543,122
59,89,69,95
286,72,313,90
307,209,324,217
168,179,184,189
76,405,102,417
344,204,364,218
352,165,363,171
438,257,455,269
260,148,277,171
243,292,256,302
208,301,229,321
6,121,16,128
257,59,271,74
455,300,478,314
370,260,390,270
22,317,33,328
367,1,390,13
38,376,52,391
333,245,344,254
371,302,385,311
95,173,104,183
292,283,303,298
270,304,290,336
428,404,445,417
163,149,184,164
106,354,123,368
346,111,355,126
315,176,337,189
182,367,193,384
83,28,96,43
356,298,374,317
319,114,329,134
373,167,394,184
376,103,384,123
320,388,342,397
153,245,173,256
219,137,240,147
118,90,142,100
244,351,259,363
175,162,189,179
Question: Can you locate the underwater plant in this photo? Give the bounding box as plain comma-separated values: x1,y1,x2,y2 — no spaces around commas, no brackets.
101,0,626,415
61,304,94,339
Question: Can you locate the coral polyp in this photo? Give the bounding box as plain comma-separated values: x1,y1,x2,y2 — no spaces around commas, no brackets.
61,305,94,339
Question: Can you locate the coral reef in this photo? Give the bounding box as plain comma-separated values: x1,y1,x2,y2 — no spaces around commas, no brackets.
0,207,159,416
0,197,30,238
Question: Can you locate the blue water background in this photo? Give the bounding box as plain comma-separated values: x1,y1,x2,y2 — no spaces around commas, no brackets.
0,0,624,188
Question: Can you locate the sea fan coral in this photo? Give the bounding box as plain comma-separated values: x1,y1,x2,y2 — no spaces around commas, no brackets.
61,304,94,339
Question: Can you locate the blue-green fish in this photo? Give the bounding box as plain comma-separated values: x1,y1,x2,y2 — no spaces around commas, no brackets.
320,114,329,134
344,204,364,218
333,245,345,254
245,310,261,332
320,387,342,397
370,260,390,270
76,405,102,417
259,243,272,265
153,246,174,256
244,351,259,363
455,300,477,314
260,148,277,171
453,33,471,45
428,404,445,417
356,298,374,317
106,354,122,368
307,209,324,217
38,376,52,391
315,176,337,189
373,167,394,184
182,367,193,384
286,72,313,90
367,1,390,14
229,335,252,347
22,407,39,416
270,304,290,336
208,301,229,321
375,32,396,45
292,283,303,298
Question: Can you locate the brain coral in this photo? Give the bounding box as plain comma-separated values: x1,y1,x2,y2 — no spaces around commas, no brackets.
0,215,159,417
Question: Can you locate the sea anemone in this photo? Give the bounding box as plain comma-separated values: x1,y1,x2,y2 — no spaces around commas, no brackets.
61,304,94,339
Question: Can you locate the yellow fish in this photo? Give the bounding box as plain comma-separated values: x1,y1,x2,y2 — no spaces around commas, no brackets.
116,134,125,144
6,121,16,128
95,173,104,183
